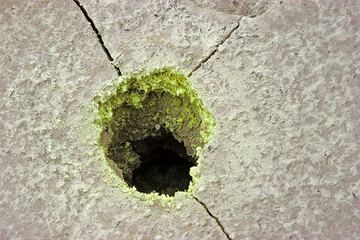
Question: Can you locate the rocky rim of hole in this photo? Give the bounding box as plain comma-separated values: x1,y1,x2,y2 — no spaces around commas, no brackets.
95,67,215,196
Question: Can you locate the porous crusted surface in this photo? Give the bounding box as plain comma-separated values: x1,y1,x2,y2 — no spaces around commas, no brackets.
0,1,229,239
189,0,274,16
79,0,240,74
1,0,360,239
190,0,360,239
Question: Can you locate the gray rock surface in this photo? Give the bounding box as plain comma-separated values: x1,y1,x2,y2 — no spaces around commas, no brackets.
191,0,360,239
79,0,239,74
1,0,359,239
0,1,228,239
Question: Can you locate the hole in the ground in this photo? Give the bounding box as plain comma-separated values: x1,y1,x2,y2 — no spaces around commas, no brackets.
96,68,215,197
130,130,195,196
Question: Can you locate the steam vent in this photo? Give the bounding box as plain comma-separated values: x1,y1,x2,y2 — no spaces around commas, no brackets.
1,1,359,239
96,68,215,196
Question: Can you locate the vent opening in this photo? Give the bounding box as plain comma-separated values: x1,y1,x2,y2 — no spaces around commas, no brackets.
96,68,215,196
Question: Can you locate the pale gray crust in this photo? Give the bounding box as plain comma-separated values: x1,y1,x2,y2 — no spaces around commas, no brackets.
1,0,359,239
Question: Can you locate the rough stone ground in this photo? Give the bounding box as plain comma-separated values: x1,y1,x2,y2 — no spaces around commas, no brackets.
0,0,359,239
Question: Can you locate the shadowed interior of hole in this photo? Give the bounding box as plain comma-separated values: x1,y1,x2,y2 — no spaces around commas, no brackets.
129,129,196,196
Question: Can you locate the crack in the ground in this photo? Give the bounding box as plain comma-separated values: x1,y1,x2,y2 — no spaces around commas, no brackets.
193,196,232,240
188,19,241,77
73,0,122,76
